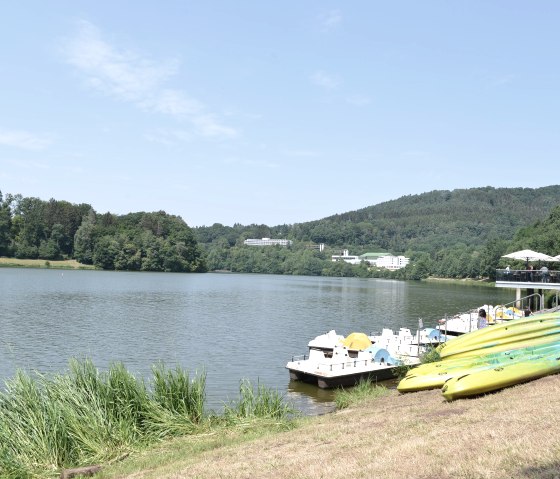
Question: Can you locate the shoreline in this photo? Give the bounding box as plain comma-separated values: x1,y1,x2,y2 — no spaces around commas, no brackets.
97,374,560,479
0,257,96,270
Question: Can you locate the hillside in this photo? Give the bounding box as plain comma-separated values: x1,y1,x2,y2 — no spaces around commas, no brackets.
193,186,560,280
195,186,560,255
289,185,560,254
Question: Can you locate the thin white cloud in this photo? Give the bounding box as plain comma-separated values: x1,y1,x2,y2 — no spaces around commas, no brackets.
62,20,238,140
64,21,177,102
0,129,52,151
285,149,321,158
9,158,49,169
145,89,203,118
346,95,372,107
491,74,515,87
222,157,278,168
310,70,341,90
192,115,238,139
402,150,429,158
319,9,342,31
145,128,194,146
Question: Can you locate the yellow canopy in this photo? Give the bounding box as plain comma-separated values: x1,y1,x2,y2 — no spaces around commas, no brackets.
342,332,372,350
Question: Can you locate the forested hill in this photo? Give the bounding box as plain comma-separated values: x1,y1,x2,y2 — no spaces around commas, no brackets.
288,186,560,254
2,185,559,279
193,185,560,281
0,193,206,273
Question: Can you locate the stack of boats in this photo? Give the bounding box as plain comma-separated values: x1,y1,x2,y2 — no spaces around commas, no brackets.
398,310,560,400
286,327,446,389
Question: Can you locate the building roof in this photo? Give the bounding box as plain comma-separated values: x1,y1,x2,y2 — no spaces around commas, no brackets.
359,252,389,259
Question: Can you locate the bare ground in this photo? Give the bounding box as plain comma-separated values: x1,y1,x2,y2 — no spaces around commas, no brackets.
103,374,560,479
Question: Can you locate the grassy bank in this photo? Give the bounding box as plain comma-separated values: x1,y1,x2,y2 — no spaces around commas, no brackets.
0,257,95,270
96,375,560,479
0,360,294,478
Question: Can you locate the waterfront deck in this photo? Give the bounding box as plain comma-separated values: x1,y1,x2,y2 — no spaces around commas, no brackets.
496,269,560,291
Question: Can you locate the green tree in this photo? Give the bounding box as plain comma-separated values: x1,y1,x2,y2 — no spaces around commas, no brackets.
0,191,13,256
93,236,120,270
74,209,97,264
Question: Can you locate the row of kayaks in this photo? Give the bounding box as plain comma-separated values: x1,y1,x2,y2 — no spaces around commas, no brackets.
398,311,560,400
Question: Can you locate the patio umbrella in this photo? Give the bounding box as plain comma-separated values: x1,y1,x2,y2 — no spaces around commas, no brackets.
502,249,557,267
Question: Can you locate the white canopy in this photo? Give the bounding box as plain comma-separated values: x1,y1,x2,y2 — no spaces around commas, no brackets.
502,249,557,262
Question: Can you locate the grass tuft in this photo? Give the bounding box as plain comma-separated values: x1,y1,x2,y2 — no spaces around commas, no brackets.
420,346,441,364
222,379,297,424
334,379,390,409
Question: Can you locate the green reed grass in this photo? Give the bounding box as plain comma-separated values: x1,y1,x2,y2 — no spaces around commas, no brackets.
0,359,294,478
222,379,297,424
334,380,389,409
420,346,441,364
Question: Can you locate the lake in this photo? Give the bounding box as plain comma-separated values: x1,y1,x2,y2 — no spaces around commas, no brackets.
0,268,515,415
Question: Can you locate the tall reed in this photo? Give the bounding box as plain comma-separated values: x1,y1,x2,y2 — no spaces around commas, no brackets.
334,379,389,409
222,379,296,423
0,359,208,478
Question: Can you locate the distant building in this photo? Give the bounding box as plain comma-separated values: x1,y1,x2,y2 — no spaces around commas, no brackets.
331,250,410,269
331,249,362,265
359,252,389,264
375,255,410,270
306,243,325,252
243,238,293,247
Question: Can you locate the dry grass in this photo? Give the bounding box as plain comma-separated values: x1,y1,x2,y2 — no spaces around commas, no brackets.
99,375,560,479
0,257,94,269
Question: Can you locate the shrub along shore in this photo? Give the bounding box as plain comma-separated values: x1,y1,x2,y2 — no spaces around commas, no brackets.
0,359,294,478
3,357,560,479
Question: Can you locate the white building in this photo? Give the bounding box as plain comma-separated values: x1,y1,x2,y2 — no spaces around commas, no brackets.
331,249,362,265
331,250,410,270
375,255,410,270
243,238,293,247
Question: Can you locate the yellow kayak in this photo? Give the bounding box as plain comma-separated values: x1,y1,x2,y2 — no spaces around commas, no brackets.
441,354,560,400
438,312,560,358
438,331,560,360
398,343,560,392
439,327,560,360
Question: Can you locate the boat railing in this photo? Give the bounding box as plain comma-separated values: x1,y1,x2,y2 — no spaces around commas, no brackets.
291,354,308,362
437,310,478,335
315,358,388,372
495,293,544,317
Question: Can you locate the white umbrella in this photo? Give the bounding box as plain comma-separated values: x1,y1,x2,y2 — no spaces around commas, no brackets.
502,249,557,265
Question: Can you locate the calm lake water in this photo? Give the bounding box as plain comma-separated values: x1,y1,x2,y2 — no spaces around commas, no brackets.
0,268,515,415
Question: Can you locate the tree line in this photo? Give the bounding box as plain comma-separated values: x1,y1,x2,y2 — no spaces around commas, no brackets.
2,186,560,279
0,192,206,273
193,186,560,280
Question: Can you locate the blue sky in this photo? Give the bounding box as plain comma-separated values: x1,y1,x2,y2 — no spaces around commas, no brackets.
1,2,558,227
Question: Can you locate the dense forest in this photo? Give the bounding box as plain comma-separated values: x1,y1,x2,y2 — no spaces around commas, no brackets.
1,186,560,279
193,186,560,279
0,192,206,273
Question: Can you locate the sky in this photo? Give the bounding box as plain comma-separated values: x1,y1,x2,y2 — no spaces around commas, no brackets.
1,2,559,227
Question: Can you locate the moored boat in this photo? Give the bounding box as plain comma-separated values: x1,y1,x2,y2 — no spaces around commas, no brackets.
286,341,401,388
286,328,439,389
